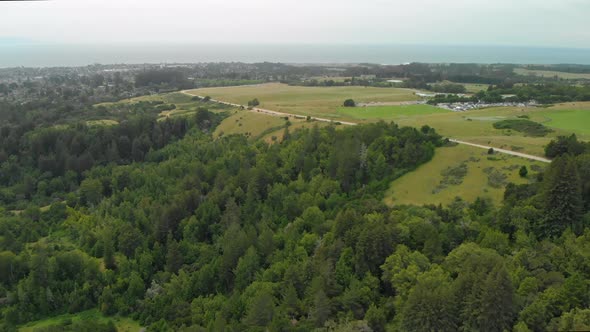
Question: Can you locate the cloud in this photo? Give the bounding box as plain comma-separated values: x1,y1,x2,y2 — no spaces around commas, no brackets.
0,0,587,48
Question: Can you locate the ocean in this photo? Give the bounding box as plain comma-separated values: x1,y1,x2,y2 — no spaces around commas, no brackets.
2,43,590,67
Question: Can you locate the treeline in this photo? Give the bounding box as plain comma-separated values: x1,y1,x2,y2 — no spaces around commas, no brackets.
135,69,194,90
523,64,590,74
428,83,590,105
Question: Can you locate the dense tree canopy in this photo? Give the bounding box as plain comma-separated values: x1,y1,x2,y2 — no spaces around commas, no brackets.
1,98,590,331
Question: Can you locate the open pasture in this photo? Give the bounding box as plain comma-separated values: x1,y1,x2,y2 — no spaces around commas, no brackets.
185,83,420,120
338,104,448,121
384,144,546,206
187,84,590,157
391,102,590,156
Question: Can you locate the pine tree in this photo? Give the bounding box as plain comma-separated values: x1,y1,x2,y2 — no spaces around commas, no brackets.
165,235,183,274
311,289,331,327
542,155,583,237
244,290,275,327
478,263,515,332
103,236,116,270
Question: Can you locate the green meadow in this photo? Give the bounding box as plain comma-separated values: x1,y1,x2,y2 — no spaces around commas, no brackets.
19,309,141,332
338,104,449,121
385,144,546,206
185,83,420,120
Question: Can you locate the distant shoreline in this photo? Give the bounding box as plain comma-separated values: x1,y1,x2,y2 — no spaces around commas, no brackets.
2,43,590,68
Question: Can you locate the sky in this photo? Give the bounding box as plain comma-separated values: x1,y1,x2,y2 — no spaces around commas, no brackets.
1,0,589,49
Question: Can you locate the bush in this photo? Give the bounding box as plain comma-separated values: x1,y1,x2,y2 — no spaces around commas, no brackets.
519,165,528,178
493,119,552,137
343,99,356,107
248,98,260,107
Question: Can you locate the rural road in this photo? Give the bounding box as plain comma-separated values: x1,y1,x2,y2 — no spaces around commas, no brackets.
182,90,551,163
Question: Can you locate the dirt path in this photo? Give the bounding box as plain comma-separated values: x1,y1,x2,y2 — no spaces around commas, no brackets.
449,139,551,163
182,90,552,163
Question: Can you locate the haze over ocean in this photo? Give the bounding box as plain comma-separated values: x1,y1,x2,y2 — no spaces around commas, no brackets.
2,43,590,67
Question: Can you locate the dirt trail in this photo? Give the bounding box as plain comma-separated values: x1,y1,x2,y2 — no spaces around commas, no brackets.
449,139,551,163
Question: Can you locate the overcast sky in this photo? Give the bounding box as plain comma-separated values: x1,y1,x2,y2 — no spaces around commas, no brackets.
1,0,589,48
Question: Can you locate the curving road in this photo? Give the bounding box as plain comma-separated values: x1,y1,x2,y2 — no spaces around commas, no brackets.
183,90,551,163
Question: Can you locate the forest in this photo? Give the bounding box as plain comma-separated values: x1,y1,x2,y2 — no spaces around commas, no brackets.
1,95,590,331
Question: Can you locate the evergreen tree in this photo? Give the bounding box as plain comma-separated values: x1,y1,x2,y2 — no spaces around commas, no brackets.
542,155,583,237
401,267,458,332
478,263,515,332
244,290,275,327
165,235,183,274
311,289,331,327
103,235,116,270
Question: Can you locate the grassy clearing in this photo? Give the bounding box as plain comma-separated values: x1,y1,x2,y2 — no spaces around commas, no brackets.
338,104,448,121
462,83,490,93
86,119,119,126
214,110,290,140
384,144,546,206
391,102,590,156
514,68,590,80
19,309,141,332
185,83,420,120
535,108,590,135
261,120,334,144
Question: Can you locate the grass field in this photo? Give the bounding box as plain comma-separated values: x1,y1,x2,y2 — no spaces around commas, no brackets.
384,144,546,206
186,85,590,157
514,68,590,80
338,104,449,121
86,119,119,126
214,109,334,143
390,102,590,156
95,92,233,121
261,119,334,144
186,83,420,120
535,108,590,135
19,309,141,332
462,83,490,93
214,110,289,140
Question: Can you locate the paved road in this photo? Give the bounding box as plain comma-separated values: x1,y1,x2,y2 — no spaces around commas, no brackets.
183,90,551,163
449,139,551,163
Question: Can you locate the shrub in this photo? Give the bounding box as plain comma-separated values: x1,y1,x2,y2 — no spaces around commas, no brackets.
343,99,356,107
519,165,528,178
493,119,552,137
248,98,260,107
